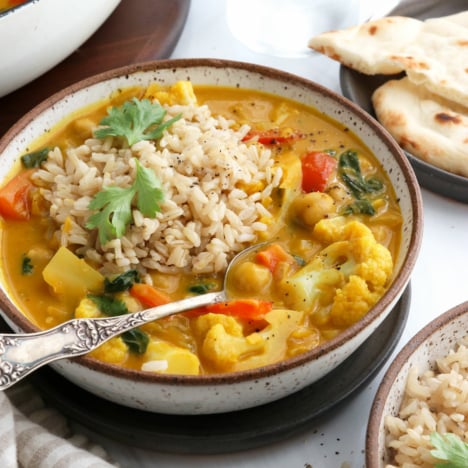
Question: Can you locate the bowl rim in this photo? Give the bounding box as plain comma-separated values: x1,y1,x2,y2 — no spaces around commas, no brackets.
365,300,468,467
0,58,424,386
0,0,36,18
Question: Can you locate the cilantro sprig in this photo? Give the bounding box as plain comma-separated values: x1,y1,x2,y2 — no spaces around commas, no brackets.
431,432,468,468
86,159,164,245
94,98,181,146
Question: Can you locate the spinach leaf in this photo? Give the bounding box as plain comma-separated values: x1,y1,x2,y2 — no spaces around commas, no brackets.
21,148,50,168
188,282,216,294
21,255,33,275
87,293,149,354
338,150,383,199
104,270,140,293
88,294,128,316
122,329,149,354
341,199,376,216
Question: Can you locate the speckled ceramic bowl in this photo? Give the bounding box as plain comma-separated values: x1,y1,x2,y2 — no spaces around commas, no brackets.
0,59,423,414
366,301,468,467
0,0,120,97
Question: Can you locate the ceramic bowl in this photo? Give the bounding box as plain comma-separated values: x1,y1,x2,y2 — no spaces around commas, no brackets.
366,301,468,467
0,0,120,97
0,59,423,414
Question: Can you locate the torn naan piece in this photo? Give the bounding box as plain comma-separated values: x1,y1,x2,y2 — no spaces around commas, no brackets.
308,16,423,75
309,12,468,107
372,77,468,177
388,12,468,108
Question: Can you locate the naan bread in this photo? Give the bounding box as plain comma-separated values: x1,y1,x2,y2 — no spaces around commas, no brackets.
387,12,468,107
308,16,422,75
372,77,468,177
309,12,468,107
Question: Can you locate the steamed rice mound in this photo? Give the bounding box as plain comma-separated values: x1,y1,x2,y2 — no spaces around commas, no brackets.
385,336,468,467
32,95,282,279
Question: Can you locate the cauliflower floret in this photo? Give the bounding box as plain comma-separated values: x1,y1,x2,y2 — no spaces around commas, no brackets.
88,337,129,364
75,297,100,319
330,275,380,327
194,309,304,372
279,216,393,327
201,323,265,370
193,313,244,338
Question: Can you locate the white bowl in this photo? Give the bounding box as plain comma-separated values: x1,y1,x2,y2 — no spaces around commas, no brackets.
366,301,468,467
0,0,120,97
0,59,423,414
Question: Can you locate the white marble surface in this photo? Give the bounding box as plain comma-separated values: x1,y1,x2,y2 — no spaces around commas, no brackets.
75,1,468,466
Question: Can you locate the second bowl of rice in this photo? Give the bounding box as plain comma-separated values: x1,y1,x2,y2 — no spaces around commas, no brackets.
367,301,468,467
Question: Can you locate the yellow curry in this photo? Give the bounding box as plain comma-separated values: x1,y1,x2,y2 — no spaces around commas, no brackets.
0,81,402,375
0,0,27,12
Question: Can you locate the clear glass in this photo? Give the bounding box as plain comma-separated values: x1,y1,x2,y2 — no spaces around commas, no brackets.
226,0,361,58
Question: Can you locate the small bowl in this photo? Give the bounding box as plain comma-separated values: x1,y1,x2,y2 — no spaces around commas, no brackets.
0,59,423,414
0,0,120,97
366,301,468,467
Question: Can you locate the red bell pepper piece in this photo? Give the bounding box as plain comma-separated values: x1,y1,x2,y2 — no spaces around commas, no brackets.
0,170,34,221
301,151,337,192
242,129,302,145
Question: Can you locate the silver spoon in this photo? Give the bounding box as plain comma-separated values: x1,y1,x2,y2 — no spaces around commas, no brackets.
0,242,268,390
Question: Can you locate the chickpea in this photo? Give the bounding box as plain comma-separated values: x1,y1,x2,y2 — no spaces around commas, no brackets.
230,261,272,294
292,192,336,227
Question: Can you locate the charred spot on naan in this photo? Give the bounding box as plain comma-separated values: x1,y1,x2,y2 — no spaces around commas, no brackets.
389,55,431,71
434,112,463,124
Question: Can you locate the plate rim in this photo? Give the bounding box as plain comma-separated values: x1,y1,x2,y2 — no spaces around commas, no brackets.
339,0,468,203
19,285,412,455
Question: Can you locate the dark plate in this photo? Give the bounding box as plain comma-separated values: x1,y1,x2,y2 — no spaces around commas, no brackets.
339,0,468,203
0,285,411,455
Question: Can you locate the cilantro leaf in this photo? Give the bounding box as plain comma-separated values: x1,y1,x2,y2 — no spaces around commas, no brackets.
93,98,182,146
431,432,468,468
132,159,164,216
86,159,164,245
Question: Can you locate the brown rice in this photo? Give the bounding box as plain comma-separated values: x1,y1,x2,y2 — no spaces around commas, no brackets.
384,336,468,467
32,100,282,281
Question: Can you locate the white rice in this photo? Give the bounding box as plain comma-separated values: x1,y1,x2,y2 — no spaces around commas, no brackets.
384,336,468,467
33,101,282,280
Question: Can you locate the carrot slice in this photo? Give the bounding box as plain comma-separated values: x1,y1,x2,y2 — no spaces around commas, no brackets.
255,243,294,274
130,283,171,307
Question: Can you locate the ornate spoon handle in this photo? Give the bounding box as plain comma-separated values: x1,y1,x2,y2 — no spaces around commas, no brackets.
0,291,225,390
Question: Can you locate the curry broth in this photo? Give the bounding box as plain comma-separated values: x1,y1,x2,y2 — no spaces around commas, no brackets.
0,84,402,374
